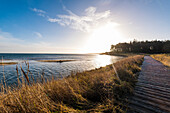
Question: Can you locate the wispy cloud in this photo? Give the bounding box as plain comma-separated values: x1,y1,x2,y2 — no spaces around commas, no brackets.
31,6,116,32
0,30,26,52
99,0,112,6
48,6,112,32
31,8,46,13
34,32,42,38
0,29,75,53
0,30,24,43
48,18,61,23
31,8,46,17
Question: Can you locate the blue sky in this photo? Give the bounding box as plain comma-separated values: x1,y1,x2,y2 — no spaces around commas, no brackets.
0,0,170,53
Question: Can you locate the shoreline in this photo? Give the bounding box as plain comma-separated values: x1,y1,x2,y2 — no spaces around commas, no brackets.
100,52,137,57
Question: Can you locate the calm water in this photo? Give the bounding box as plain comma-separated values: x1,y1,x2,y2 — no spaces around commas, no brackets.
0,53,124,85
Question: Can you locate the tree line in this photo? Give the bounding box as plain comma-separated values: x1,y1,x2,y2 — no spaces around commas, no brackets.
110,40,170,53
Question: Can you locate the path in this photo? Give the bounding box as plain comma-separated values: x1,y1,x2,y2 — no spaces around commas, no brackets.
128,56,170,113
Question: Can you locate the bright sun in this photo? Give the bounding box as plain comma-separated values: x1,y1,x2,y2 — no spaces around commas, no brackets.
83,22,124,53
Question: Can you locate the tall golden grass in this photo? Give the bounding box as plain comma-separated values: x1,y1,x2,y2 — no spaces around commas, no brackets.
0,55,144,112
151,54,170,67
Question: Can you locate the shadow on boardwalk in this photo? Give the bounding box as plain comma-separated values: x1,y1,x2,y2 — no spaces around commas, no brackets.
128,56,170,113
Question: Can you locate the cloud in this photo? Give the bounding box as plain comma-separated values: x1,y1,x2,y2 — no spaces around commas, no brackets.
48,18,61,22
0,30,27,52
48,6,112,32
34,32,42,38
32,6,118,33
0,29,76,53
31,8,46,17
99,0,112,5
31,8,46,13
0,30,24,43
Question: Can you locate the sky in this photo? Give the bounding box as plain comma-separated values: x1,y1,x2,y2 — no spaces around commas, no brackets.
0,0,170,53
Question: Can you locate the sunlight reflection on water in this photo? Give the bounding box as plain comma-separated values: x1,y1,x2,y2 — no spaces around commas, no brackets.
94,55,112,67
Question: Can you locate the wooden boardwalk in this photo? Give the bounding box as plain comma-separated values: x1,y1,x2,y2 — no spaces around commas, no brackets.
128,56,170,113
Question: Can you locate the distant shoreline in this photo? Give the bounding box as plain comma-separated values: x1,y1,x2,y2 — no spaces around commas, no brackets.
0,62,18,65
101,52,153,57
37,59,76,63
100,52,131,57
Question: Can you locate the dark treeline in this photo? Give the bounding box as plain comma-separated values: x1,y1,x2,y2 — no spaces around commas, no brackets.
110,40,170,53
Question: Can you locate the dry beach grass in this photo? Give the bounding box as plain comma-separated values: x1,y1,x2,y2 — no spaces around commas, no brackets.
0,55,144,112
151,54,170,67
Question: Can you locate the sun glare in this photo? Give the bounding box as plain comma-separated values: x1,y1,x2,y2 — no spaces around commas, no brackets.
83,22,124,53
